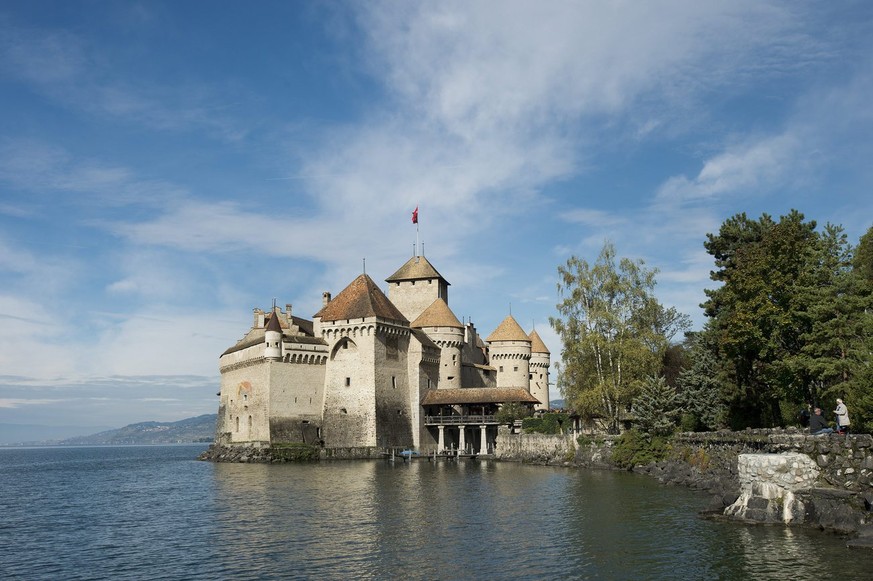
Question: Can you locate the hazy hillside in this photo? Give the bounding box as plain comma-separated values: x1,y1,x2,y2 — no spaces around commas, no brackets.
55,414,217,446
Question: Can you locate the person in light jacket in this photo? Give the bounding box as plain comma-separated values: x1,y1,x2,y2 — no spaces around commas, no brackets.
834,398,851,434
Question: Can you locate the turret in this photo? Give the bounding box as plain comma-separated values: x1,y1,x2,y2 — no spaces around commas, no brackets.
264,309,282,361
528,329,551,411
485,315,531,390
411,298,464,389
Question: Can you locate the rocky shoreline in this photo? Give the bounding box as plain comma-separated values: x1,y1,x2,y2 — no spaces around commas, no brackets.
539,430,873,547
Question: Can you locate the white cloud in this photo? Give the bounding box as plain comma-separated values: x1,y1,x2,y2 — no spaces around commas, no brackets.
655,133,805,205
0,398,65,408
0,139,188,209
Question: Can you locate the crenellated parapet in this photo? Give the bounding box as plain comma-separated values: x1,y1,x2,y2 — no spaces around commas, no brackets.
431,338,464,349
490,351,532,361
320,320,410,343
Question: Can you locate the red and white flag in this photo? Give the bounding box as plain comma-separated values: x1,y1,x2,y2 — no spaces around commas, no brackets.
412,206,418,224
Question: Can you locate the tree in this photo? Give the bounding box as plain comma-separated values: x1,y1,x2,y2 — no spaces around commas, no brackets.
701,212,873,431
702,210,819,427
676,329,728,431
550,242,690,433
633,375,681,436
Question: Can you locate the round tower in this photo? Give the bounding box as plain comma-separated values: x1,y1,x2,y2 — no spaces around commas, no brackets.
528,329,551,411
410,298,464,389
485,315,531,389
264,308,283,361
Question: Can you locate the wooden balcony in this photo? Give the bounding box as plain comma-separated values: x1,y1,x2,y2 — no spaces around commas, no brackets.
424,415,500,426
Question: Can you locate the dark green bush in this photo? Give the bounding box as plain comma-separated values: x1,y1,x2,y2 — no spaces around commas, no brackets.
610,429,670,470
522,413,569,434
521,417,543,432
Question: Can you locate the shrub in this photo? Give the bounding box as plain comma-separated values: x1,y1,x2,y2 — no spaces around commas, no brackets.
521,417,543,432
522,413,569,434
496,402,531,425
610,429,670,470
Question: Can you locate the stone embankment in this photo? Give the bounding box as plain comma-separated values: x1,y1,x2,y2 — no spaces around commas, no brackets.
498,427,873,544
199,442,383,462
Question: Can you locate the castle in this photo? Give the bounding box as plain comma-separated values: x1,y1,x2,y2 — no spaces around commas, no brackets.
215,253,549,454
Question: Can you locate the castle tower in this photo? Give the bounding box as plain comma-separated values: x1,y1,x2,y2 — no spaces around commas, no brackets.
411,298,464,390
486,315,532,391
264,309,283,361
315,273,413,449
528,329,551,411
385,255,450,323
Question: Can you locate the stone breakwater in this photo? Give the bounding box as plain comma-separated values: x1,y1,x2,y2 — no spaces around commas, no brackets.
498,428,873,542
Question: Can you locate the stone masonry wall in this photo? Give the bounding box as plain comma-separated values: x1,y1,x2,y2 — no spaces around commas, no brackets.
494,426,575,463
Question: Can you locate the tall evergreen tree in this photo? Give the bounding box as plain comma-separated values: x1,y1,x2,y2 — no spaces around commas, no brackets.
633,375,681,436
702,210,818,427
676,329,727,431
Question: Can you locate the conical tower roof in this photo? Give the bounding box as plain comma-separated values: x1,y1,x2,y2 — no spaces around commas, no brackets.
386,255,449,285
315,274,408,324
528,329,550,354
410,298,463,329
265,310,283,333
486,315,531,343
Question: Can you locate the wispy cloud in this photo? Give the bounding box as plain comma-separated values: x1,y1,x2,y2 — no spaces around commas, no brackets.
0,17,248,141
0,398,65,409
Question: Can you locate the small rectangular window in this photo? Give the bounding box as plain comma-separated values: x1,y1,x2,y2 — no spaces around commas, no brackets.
345,377,351,386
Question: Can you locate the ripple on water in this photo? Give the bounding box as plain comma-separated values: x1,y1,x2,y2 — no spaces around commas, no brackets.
2,447,872,580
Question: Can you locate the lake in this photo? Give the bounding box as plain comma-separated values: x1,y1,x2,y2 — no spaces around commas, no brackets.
1,445,871,580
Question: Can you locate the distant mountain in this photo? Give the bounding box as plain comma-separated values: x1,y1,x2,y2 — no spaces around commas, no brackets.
0,423,115,446
550,399,566,409
55,414,217,446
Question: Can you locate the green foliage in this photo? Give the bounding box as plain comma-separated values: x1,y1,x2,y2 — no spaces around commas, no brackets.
676,330,728,431
521,417,542,432
610,429,670,470
679,413,700,432
522,413,569,434
495,402,531,425
633,375,680,436
576,434,605,447
550,241,690,434
699,211,873,431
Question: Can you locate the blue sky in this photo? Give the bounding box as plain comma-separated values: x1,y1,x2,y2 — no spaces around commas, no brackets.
2,1,873,442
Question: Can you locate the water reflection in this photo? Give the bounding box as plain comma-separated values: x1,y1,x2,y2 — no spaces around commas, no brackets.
205,458,873,580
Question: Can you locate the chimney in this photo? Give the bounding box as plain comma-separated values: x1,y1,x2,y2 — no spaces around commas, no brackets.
322,292,332,308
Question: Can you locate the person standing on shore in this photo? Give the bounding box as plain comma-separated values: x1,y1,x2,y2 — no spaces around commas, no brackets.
834,398,851,434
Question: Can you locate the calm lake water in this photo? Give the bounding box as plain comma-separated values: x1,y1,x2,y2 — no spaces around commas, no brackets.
1,444,872,580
